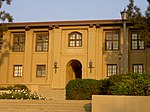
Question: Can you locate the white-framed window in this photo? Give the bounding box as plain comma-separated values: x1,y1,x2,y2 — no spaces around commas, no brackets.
13,34,25,52
36,33,49,52
36,65,46,77
133,64,143,74
131,31,145,50
105,31,120,50
13,65,22,77
68,32,82,47
107,64,117,76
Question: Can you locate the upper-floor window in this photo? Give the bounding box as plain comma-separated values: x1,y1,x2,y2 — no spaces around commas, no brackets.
68,32,82,47
36,33,49,52
0,34,2,51
13,34,25,52
131,31,145,50
107,64,117,76
105,31,120,50
133,64,143,74
36,65,46,77
13,65,22,77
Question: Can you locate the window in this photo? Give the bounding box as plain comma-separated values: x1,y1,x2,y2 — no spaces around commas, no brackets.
131,31,145,50
36,65,46,77
133,64,143,74
13,34,25,52
36,33,49,52
13,65,22,77
0,34,2,50
68,32,82,47
107,64,117,76
105,31,120,50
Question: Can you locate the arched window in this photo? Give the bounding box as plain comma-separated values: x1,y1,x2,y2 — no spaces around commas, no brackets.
68,32,82,47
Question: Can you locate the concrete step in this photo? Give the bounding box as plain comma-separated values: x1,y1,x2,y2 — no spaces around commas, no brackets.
0,100,92,112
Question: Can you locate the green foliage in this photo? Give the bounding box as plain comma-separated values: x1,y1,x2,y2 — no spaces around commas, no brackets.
13,84,28,90
0,84,49,100
126,0,150,45
66,79,100,100
0,0,13,66
66,74,150,100
109,73,150,96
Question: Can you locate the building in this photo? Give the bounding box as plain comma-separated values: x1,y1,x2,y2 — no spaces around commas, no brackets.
0,19,150,99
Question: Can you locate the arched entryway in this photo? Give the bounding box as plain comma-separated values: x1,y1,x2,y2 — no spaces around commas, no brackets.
66,60,82,83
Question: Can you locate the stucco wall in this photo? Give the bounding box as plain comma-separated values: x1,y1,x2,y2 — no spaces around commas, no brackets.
92,95,150,112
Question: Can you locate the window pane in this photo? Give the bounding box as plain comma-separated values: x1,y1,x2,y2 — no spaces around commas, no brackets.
36,33,49,52
105,31,119,50
106,34,112,40
131,32,145,50
106,41,112,50
133,64,143,74
76,34,81,39
139,41,144,49
13,65,22,77
69,32,82,47
36,65,46,77
107,64,117,76
37,43,42,51
13,34,25,52
113,34,119,40
113,41,119,50
132,33,138,39
132,41,138,49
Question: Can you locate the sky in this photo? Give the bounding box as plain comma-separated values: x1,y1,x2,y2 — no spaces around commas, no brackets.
2,0,149,22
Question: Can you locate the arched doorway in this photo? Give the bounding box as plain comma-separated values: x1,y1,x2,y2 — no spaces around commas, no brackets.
66,60,82,83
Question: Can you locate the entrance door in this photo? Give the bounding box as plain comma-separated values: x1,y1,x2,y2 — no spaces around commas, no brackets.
66,60,82,83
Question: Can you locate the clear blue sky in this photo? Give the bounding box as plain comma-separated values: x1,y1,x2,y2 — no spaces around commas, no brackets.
2,0,148,22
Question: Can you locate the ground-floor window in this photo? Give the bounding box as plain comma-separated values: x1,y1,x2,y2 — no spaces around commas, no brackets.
36,65,46,77
13,65,22,77
133,64,143,74
107,64,117,76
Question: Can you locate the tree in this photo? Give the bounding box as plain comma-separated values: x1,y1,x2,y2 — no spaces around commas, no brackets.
0,0,13,65
126,0,150,47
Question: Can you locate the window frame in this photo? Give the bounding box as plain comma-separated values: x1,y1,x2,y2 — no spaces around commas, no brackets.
68,32,82,47
131,31,145,50
133,64,143,74
107,64,117,77
13,33,25,52
36,33,49,52
36,65,46,77
105,30,120,51
13,65,23,77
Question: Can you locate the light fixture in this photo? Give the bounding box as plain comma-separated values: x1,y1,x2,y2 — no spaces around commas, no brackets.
88,60,94,73
53,61,59,73
120,8,128,21
118,52,122,60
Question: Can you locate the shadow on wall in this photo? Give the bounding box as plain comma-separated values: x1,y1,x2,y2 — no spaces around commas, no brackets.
84,103,92,112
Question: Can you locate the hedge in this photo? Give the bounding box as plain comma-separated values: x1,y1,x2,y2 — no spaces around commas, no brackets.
109,73,150,95
66,73,150,100
66,79,100,100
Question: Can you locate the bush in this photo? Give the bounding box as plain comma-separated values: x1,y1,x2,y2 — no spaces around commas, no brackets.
109,73,150,96
66,73,150,100
66,79,100,100
0,84,49,100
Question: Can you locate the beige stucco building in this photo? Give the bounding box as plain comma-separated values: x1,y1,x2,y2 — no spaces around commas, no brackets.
0,19,150,99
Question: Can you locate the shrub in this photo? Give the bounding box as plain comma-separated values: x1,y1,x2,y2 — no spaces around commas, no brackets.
109,73,150,96
66,79,100,100
0,84,49,100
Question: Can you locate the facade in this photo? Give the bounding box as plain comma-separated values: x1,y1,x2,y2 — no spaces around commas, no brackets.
0,20,150,99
